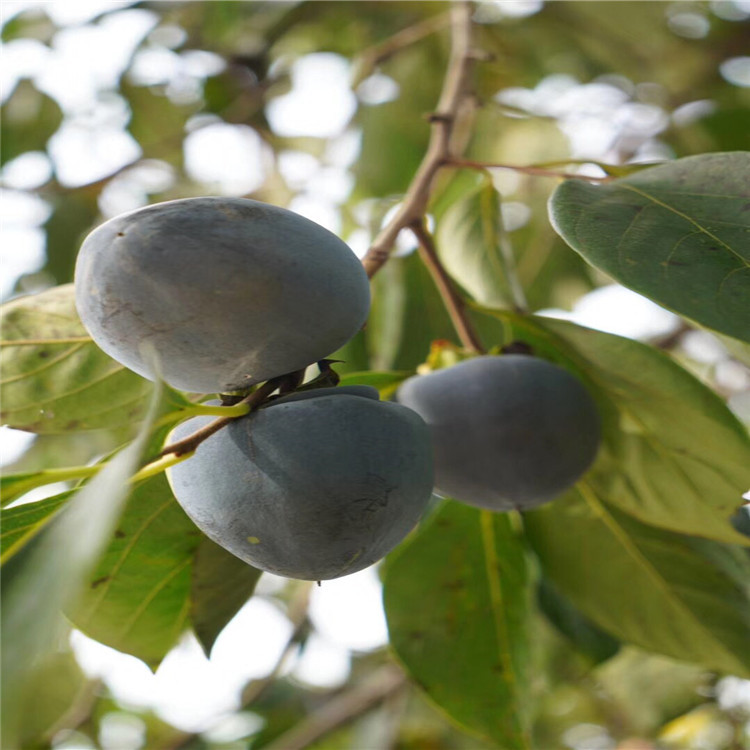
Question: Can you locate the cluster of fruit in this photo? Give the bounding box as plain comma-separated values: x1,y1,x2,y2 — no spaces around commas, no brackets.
75,197,601,580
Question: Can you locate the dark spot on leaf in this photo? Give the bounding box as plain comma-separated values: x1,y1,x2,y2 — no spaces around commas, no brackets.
492,664,505,674
444,579,465,591
409,630,425,641
114,529,126,539
65,420,80,430
38,350,50,359
666,260,689,267
117,232,125,237
91,576,110,588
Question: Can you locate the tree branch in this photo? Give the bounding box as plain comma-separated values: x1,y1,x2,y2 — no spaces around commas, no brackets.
361,1,476,278
410,219,484,353
241,582,313,707
263,665,407,750
443,157,616,182
354,11,452,85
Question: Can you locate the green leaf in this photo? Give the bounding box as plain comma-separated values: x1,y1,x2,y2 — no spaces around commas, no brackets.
429,169,486,224
683,534,750,596
537,577,620,665
594,649,711,737
1,471,59,509
548,152,750,343
191,536,262,656
1,379,161,747
0,491,72,560
436,178,522,309
328,328,370,375
0,467,97,509
383,502,533,749
338,370,411,399
477,310,750,546
4,428,132,475
70,473,199,667
15,650,96,749
525,488,750,677
368,252,457,370
0,284,189,433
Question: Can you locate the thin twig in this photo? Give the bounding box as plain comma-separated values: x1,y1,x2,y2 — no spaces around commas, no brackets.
410,219,485,353
362,1,476,278
241,582,313,706
443,157,616,182
649,320,691,350
165,585,313,750
354,11,452,84
263,665,408,750
157,377,283,458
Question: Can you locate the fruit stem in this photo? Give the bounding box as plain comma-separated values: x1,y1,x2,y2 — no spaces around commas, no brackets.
131,451,194,483
172,401,253,420
157,376,284,458
410,218,486,353
4,450,198,508
2,465,101,506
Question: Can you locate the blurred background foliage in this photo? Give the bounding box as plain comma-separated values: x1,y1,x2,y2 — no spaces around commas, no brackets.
2,1,750,748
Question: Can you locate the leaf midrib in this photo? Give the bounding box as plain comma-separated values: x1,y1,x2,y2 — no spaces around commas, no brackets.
78,494,176,622
578,482,744,671
618,183,749,267
479,510,531,748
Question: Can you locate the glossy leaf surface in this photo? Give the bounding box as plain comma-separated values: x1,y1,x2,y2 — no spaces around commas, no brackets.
384,502,533,749
525,488,750,677
549,153,750,342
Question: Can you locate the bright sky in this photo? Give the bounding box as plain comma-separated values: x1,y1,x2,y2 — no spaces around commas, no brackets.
2,1,749,742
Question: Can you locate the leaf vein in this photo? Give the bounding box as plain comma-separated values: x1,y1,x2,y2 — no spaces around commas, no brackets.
0,342,90,385
79,495,176,622
116,557,191,640
578,482,741,666
619,183,749,267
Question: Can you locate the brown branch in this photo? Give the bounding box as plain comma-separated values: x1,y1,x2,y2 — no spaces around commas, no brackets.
443,157,616,182
361,1,476,278
165,584,313,750
157,377,283,458
354,11,452,85
263,665,408,750
410,219,484,353
649,320,691,350
241,582,312,706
